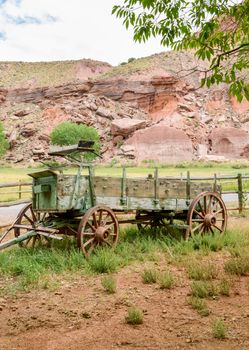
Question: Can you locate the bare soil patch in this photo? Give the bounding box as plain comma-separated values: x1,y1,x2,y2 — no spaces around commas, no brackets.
0,218,249,350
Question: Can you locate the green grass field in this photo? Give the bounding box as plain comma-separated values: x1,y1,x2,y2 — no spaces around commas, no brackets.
0,162,249,202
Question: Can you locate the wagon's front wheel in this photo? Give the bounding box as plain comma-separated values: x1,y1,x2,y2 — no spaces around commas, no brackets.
14,203,51,248
186,191,227,238
77,205,119,257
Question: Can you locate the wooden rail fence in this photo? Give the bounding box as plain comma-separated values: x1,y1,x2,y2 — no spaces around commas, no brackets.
0,181,32,207
0,172,249,212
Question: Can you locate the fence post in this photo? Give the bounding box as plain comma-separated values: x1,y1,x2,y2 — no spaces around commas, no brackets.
237,173,243,214
18,180,22,199
186,171,191,205
213,173,217,192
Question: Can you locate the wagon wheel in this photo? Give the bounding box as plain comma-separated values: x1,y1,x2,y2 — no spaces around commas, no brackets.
136,211,167,232
77,205,119,257
14,203,50,248
186,191,227,238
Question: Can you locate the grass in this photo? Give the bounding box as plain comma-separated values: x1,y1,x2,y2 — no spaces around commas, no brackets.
218,278,231,296
0,227,249,294
101,275,117,294
125,306,144,325
0,59,103,88
212,319,227,339
1,162,249,194
188,297,210,316
187,262,218,281
88,248,121,274
190,281,218,298
224,256,249,276
158,271,175,289
142,268,158,284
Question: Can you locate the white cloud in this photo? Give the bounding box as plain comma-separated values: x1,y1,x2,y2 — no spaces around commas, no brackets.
0,0,165,65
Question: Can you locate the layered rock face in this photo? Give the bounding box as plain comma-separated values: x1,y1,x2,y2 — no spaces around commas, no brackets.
124,125,193,162
1,52,249,164
209,128,249,157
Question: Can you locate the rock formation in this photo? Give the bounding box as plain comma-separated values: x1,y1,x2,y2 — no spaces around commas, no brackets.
1,51,249,164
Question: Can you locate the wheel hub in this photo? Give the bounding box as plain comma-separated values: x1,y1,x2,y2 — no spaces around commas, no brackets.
203,214,216,227
95,226,109,242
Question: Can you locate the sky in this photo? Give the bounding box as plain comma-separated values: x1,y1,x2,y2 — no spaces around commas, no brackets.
0,0,165,65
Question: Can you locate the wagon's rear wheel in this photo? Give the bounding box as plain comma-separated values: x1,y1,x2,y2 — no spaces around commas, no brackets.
77,205,119,257
14,203,50,248
186,191,227,238
136,211,167,232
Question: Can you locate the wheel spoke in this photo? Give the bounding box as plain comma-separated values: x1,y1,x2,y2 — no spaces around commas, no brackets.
207,195,213,213
213,208,224,216
92,212,98,228
103,239,112,247
24,235,33,247
87,241,96,255
194,210,204,219
86,222,96,232
104,223,115,231
102,214,111,226
30,208,37,223
83,237,95,248
192,222,204,233
200,225,206,234
203,196,207,213
197,201,205,216
210,226,214,234
82,231,95,236
31,235,38,248
98,210,103,225
24,214,34,225
212,224,223,233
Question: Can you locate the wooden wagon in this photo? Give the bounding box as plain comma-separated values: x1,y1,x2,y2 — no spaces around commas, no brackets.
0,141,227,256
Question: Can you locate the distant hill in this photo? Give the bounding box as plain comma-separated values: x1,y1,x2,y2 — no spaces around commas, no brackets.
0,59,112,89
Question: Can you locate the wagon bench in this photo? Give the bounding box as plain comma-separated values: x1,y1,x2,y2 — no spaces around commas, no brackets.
0,141,227,256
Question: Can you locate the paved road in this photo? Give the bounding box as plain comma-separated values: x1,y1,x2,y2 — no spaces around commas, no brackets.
0,203,27,227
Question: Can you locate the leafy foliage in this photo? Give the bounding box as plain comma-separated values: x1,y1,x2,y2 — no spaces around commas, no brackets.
0,121,9,157
50,121,101,160
112,0,249,101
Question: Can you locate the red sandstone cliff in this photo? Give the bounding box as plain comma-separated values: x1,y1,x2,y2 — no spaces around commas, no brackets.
1,52,249,164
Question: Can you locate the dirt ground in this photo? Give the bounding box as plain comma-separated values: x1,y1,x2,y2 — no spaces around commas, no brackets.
0,217,249,350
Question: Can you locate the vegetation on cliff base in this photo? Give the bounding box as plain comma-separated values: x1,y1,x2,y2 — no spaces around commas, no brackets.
113,0,249,102
0,121,9,157
50,121,101,160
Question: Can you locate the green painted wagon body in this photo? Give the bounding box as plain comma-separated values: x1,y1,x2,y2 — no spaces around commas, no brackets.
29,169,217,214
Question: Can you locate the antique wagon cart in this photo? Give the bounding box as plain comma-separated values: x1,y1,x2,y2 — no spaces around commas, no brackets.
0,141,227,257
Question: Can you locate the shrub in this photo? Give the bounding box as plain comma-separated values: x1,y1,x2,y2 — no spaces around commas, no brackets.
188,297,210,316
187,262,218,281
158,271,175,289
50,121,100,160
212,319,226,339
101,275,117,294
125,306,144,325
0,121,9,157
190,281,217,298
88,249,120,274
224,257,249,276
142,268,158,284
218,278,231,296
